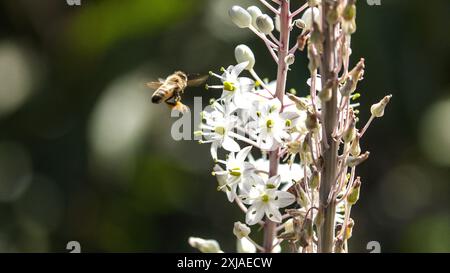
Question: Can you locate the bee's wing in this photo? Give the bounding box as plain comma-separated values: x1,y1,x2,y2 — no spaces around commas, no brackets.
146,81,163,90
187,74,209,87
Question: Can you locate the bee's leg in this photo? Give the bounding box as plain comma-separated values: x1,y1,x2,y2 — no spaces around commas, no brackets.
173,93,181,102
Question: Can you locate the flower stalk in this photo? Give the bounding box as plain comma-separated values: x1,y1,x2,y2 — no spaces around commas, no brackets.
187,0,392,254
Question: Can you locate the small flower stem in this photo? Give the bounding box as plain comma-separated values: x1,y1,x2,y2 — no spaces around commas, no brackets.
359,115,375,138
250,69,275,97
259,0,280,15
263,0,291,253
290,2,308,19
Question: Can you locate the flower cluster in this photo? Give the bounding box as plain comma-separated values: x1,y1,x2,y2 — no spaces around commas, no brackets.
187,0,391,253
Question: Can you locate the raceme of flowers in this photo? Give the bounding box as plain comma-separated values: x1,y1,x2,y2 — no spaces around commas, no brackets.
186,1,391,253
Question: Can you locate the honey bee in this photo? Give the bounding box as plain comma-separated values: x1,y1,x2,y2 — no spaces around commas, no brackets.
146,71,208,113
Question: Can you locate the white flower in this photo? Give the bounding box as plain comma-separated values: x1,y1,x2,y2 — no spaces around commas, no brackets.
208,62,256,109
240,175,296,225
229,6,252,28
250,157,305,187
200,102,240,159
247,99,289,150
213,146,256,202
235,45,255,70
188,237,223,253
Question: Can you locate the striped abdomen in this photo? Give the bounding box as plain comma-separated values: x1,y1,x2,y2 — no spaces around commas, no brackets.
151,85,175,104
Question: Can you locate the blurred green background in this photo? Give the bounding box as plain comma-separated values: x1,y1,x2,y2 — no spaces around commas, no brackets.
0,0,448,253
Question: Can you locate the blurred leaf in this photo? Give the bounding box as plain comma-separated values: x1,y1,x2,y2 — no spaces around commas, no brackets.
68,0,197,56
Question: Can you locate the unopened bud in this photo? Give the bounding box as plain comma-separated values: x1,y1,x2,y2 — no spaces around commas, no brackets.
347,178,361,205
235,44,255,70
247,6,263,28
229,6,252,28
284,53,295,66
371,95,392,118
256,14,274,34
295,19,306,29
188,237,223,253
233,221,251,239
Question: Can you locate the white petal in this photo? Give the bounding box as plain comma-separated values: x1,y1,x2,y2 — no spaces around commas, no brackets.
267,175,281,188
233,62,249,78
272,190,296,208
237,146,252,162
222,136,240,152
265,203,282,223
238,77,255,92
246,203,265,225
210,141,219,160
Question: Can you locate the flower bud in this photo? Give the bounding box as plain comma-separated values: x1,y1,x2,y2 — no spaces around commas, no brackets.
295,19,306,29
188,237,223,253
301,7,321,32
247,6,263,28
233,221,251,239
229,5,252,28
235,44,255,70
284,53,295,66
256,14,274,34
371,95,392,118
